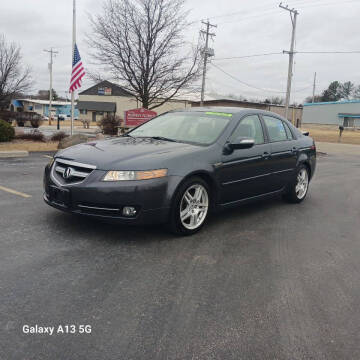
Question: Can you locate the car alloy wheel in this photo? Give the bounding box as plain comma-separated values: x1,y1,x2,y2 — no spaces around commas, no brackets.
169,177,211,235
295,168,309,200
179,184,209,230
283,164,310,203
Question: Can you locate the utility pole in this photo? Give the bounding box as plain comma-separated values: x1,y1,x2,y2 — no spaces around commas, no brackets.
279,3,298,120
200,19,216,106
312,72,317,103
43,48,58,127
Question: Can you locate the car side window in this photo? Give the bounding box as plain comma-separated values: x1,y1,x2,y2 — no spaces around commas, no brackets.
263,116,288,142
283,122,294,140
230,115,264,145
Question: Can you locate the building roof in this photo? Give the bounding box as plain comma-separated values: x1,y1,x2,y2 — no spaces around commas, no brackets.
191,98,302,109
77,101,116,112
304,100,360,106
338,113,360,118
11,99,23,107
79,80,133,97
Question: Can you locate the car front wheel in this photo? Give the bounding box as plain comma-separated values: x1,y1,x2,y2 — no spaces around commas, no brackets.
283,164,310,203
169,177,210,235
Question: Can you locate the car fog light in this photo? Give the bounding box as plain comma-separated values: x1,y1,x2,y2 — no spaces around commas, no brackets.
122,206,137,217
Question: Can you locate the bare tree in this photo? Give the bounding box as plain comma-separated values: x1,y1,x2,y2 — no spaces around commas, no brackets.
264,96,285,105
88,0,201,110
0,35,31,109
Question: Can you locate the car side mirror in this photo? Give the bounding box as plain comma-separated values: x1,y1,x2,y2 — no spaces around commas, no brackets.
224,137,255,154
302,131,309,136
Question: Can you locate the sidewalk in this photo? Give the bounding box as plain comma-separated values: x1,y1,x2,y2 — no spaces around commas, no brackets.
316,141,360,156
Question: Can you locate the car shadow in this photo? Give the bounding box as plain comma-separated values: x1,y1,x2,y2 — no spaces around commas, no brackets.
44,195,289,245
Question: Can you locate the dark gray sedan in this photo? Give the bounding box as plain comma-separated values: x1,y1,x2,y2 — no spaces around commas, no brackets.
44,107,316,235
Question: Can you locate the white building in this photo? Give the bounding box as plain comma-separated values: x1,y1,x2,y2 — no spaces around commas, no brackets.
303,100,360,128
10,99,79,118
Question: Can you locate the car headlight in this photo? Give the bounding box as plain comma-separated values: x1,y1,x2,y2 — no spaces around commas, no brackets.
103,169,167,181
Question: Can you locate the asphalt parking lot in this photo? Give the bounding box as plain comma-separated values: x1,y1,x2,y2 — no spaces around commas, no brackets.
1,148,360,360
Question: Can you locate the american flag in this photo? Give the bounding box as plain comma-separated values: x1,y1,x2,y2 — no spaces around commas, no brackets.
69,43,85,92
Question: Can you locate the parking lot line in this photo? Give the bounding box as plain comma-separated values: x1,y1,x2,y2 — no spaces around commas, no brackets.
0,185,32,198
43,155,53,159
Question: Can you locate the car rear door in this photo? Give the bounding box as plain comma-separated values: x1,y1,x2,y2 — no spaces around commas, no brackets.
218,114,273,204
261,115,297,190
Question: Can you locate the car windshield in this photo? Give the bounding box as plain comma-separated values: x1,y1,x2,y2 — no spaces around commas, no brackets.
128,111,232,145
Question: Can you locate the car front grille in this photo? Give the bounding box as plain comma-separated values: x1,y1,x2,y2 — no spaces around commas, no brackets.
51,158,96,186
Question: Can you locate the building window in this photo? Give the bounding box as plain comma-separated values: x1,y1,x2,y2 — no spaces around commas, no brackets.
80,109,87,115
97,111,104,116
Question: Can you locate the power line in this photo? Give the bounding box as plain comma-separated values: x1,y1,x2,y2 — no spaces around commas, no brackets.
213,52,284,61
212,50,360,62
187,0,359,28
187,2,277,25
296,51,360,54
210,62,311,94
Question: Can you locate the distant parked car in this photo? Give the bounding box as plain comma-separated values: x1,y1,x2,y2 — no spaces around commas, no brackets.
66,115,79,120
44,107,316,235
58,114,68,121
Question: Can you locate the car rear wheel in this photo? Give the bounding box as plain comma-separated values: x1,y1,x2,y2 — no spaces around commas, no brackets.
283,164,309,203
169,177,210,235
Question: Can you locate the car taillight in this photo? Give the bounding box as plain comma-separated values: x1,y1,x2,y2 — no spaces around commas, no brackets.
311,144,316,151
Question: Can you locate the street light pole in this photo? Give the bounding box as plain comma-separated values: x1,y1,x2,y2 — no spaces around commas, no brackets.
44,48,58,127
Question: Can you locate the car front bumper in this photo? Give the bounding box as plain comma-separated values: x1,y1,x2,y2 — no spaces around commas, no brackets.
43,164,182,225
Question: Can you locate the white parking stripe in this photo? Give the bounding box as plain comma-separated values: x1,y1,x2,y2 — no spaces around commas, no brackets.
0,185,32,198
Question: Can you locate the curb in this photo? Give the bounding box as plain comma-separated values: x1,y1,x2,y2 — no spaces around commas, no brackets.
0,150,29,158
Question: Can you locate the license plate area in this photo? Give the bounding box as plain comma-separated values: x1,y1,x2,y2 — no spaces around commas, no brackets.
49,185,71,207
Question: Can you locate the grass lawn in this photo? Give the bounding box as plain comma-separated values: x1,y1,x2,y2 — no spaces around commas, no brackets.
0,140,59,152
301,124,360,145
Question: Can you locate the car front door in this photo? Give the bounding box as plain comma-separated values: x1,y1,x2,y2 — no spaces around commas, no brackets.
218,114,272,204
262,115,298,190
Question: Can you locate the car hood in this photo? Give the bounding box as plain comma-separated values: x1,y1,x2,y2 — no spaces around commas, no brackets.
55,137,201,170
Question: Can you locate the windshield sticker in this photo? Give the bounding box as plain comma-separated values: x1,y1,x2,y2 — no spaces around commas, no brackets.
205,111,233,117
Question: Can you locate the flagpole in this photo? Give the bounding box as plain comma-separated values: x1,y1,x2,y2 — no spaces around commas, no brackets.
70,0,76,136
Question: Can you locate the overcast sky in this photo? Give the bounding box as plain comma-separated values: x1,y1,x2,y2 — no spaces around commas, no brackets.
1,0,360,103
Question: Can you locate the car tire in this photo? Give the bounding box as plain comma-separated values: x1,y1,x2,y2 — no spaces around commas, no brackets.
283,164,310,203
168,176,210,235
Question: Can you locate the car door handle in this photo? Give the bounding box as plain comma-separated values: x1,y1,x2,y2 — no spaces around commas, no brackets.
262,152,271,159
